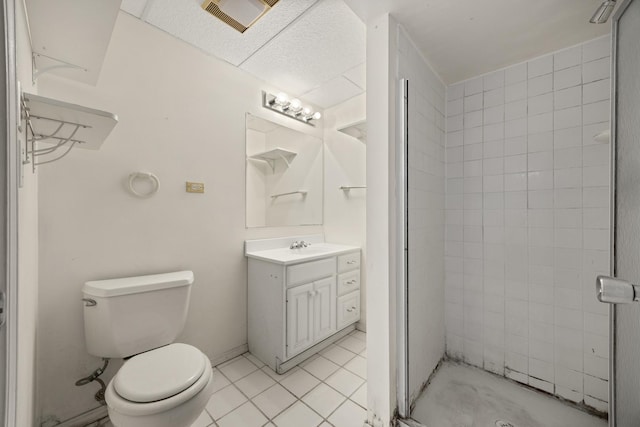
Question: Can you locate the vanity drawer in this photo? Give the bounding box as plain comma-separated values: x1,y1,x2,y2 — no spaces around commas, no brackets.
337,291,360,330
287,257,336,287
337,271,360,296
338,252,360,272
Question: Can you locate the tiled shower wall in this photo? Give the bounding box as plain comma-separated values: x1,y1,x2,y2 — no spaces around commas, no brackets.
444,35,611,412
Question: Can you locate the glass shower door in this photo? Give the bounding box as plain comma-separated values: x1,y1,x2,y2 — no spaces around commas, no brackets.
598,0,640,425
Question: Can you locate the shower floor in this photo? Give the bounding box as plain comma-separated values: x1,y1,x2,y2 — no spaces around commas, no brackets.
410,361,607,427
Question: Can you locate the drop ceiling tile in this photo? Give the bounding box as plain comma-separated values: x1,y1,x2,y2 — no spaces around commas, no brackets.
343,63,366,90
120,0,148,18
240,0,365,95
301,76,363,109
139,0,318,66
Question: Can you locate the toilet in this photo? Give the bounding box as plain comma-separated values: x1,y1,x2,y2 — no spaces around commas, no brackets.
82,271,214,427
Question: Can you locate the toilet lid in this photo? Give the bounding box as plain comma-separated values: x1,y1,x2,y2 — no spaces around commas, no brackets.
114,343,206,403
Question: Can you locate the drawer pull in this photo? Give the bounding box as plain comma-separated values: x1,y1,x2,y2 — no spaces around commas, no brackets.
346,306,357,312
346,280,357,285
347,260,357,265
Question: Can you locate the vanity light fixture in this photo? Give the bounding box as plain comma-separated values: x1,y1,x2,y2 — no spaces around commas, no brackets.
590,0,616,23
201,0,280,33
262,91,322,126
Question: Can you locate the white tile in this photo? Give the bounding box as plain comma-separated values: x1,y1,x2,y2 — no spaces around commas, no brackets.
583,36,611,63
528,171,553,190
583,187,609,208
261,366,299,382
554,65,582,90
484,105,504,125
244,352,265,368
528,151,554,171
464,144,483,161
447,115,464,132
554,107,582,130
483,175,504,193
217,401,267,427
528,112,553,134
252,383,297,419
325,368,365,397
484,140,506,158
448,130,463,147
583,100,610,125
555,188,582,209
206,384,247,420
190,410,214,427
505,100,527,121
320,345,357,366
449,83,464,100
210,368,231,394
554,147,582,169
272,401,323,427
505,154,527,173
583,208,609,229
505,82,527,103
464,111,483,128
484,70,505,91
465,77,484,96
528,55,553,78
301,383,346,418
343,355,367,379
528,74,553,97
554,168,582,189
584,375,608,401
583,144,609,167
350,383,367,409
484,124,504,142
464,93,483,113
505,173,527,192
301,355,340,381
483,157,504,175
583,57,610,84
554,86,582,110
583,79,610,105
583,165,609,187
505,118,527,138
465,127,483,144
529,132,553,153
554,127,582,149
528,93,553,116
528,190,553,209
505,63,527,85
328,400,367,427
280,368,320,398
234,368,276,398
484,87,505,108
336,336,366,354
447,98,463,117
554,46,582,71
218,356,259,382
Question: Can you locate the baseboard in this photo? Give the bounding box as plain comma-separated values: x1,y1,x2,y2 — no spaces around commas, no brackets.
209,343,249,368
54,406,108,427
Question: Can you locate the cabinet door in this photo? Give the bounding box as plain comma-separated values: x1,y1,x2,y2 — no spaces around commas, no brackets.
313,276,337,342
286,283,314,358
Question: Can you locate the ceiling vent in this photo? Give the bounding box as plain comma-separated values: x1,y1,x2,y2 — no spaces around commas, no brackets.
201,0,280,33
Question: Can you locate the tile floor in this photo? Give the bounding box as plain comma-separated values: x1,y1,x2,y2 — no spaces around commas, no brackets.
191,330,367,427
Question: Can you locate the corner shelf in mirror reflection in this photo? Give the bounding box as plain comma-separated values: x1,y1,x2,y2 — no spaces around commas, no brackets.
338,120,367,143
248,147,297,173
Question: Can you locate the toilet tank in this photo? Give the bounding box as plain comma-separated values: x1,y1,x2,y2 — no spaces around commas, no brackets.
82,271,194,358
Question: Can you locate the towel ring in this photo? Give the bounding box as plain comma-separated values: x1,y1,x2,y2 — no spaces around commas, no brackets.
128,172,160,198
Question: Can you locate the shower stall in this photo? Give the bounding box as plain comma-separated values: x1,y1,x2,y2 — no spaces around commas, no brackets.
396,0,640,425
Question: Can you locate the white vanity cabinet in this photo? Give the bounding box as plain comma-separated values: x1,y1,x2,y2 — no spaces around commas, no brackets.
246,237,361,373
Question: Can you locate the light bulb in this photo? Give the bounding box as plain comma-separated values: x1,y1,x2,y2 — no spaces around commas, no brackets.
289,99,302,112
312,112,322,120
302,107,312,117
275,92,288,106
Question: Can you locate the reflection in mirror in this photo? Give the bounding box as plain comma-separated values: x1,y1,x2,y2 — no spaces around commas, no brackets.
246,114,323,227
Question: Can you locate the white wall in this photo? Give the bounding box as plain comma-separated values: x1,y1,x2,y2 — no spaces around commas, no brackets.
444,36,611,412
323,93,367,329
16,0,39,424
397,27,446,404
35,12,325,424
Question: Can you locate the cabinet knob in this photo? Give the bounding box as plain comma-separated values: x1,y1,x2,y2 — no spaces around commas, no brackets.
347,280,357,285
309,290,317,297
347,260,356,265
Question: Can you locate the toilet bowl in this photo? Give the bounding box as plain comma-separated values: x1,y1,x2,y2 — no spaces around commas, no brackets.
105,343,214,427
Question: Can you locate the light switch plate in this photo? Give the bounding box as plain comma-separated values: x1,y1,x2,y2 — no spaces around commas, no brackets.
186,182,204,193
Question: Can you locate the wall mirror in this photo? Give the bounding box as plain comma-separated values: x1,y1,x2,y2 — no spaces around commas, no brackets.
245,114,323,227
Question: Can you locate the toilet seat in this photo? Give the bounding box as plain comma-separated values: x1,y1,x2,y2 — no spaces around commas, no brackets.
114,343,206,403
106,344,212,417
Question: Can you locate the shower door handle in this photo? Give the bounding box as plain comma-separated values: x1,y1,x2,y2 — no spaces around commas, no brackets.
596,275,640,304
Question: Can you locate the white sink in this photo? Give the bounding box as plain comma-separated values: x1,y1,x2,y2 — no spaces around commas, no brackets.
246,241,359,265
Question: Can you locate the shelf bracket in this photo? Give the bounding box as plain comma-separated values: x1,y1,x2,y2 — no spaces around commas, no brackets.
32,52,86,83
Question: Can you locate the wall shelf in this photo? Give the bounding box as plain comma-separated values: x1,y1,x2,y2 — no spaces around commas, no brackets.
21,92,118,170
338,120,367,143
248,147,297,172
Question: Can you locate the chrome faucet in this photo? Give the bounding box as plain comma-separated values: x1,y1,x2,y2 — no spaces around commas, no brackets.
290,240,310,249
